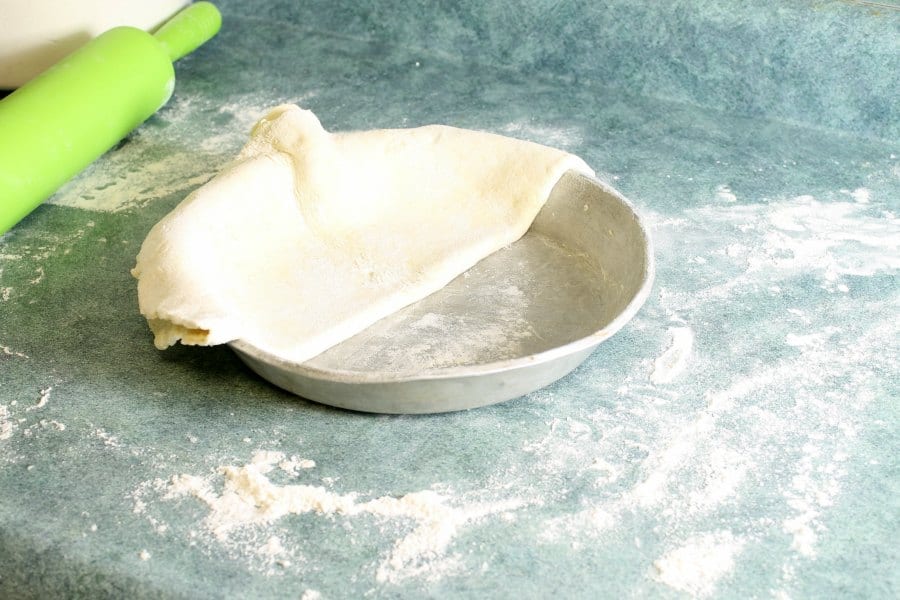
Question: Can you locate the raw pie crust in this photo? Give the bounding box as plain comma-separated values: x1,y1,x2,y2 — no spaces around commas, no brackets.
133,105,592,363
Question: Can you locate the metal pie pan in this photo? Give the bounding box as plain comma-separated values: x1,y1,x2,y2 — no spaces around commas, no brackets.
230,171,654,414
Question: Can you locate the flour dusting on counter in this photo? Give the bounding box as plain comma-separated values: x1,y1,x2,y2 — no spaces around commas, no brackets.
500,120,583,149
653,531,744,597
715,184,737,202
137,450,526,582
0,386,68,467
650,327,694,384
0,404,14,441
47,94,282,213
0,345,28,358
521,186,897,596
26,387,52,411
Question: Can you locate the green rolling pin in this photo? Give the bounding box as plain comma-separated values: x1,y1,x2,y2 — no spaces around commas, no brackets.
0,2,222,234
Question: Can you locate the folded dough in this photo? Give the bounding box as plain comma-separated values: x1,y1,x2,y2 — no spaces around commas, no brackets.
133,105,593,363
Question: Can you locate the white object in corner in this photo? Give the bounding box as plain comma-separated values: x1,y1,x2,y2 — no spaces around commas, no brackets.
0,0,189,88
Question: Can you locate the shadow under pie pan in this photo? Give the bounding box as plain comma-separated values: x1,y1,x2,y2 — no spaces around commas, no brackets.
229,171,655,414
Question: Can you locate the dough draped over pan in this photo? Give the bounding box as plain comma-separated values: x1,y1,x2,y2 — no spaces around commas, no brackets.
132,105,593,363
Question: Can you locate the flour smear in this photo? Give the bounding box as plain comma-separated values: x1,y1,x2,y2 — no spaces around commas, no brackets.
653,531,744,597
526,187,897,596
0,385,65,465
650,327,694,384
47,93,287,213
137,450,525,583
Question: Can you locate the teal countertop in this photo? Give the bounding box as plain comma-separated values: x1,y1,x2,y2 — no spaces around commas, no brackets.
1,1,898,598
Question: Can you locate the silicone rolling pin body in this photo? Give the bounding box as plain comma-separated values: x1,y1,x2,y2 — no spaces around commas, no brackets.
0,2,221,234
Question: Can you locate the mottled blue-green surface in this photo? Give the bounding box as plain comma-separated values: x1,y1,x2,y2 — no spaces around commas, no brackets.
231,0,900,141
1,1,898,598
